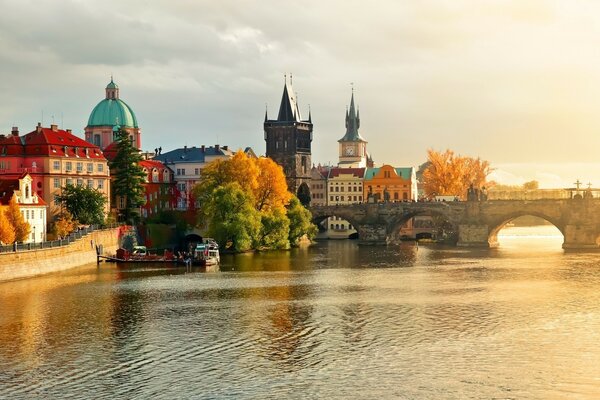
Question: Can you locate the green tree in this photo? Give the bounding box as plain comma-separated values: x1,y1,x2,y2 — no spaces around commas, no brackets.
205,183,261,252
287,196,317,246
5,196,30,242
258,208,290,249
57,184,107,225
109,129,146,223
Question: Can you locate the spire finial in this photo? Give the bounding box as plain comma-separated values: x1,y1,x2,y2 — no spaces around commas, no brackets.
284,73,287,85
290,72,293,86
351,82,354,93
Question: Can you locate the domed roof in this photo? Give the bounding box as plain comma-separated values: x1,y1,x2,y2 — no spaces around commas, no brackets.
87,98,138,128
87,79,138,128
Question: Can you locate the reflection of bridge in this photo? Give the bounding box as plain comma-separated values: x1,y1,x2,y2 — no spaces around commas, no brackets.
310,197,600,249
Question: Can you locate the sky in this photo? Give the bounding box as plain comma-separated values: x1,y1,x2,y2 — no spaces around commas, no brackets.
1,0,600,188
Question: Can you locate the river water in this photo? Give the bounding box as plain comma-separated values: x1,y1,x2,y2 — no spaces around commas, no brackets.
2,226,600,399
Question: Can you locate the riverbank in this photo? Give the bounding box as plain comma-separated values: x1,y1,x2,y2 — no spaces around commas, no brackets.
0,228,119,283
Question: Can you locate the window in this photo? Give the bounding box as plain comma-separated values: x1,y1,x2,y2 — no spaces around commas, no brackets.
330,196,333,201
65,162,72,172
77,179,83,187
87,180,94,188
66,178,73,186
53,178,60,189
97,164,104,172
97,180,104,189
152,169,159,182
330,224,334,229
76,162,83,172
53,161,60,170
194,168,200,175
87,163,93,173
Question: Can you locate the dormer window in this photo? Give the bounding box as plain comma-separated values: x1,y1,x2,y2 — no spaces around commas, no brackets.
63,146,68,156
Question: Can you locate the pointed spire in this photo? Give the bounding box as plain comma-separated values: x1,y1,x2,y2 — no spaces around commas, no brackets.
339,86,366,143
308,104,312,123
264,104,268,122
276,73,301,122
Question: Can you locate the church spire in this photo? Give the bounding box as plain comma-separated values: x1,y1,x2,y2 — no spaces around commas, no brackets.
339,89,366,142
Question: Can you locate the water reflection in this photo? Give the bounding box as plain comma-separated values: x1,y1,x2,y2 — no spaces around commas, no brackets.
3,227,600,399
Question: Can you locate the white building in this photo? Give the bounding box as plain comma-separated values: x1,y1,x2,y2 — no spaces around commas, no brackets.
0,173,47,243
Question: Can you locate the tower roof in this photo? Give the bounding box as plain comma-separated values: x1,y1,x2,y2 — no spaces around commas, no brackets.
277,79,302,122
338,91,366,143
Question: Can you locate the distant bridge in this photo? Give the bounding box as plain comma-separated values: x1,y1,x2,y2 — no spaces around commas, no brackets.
310,196,600,249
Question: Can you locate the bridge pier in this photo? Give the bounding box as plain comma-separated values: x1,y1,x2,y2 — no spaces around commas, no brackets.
357,224,388,246
562,224,600,249
457,224,496,248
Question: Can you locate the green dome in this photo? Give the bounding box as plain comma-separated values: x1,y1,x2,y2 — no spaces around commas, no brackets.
87,98,138,128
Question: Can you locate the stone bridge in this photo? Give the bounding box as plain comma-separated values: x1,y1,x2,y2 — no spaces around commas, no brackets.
310,197,600,249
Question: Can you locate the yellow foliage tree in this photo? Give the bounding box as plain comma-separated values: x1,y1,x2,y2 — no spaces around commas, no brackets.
5,196,30,242
0,208,16,244
254,157,291,212
52,211,76,239
422,149,492,199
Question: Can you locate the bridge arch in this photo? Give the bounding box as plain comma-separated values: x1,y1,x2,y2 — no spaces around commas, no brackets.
387,209,458,243
486,212,565,247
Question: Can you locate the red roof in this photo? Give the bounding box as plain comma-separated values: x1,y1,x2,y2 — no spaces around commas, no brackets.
140,159,169,169
328,167,366,178
0,179,46,206
0,125,106,160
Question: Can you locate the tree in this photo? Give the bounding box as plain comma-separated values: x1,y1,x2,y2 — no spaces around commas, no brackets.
522,180,539,190
254,157,291,212
109,129,147,223
57,184,107,225
258,208,290,249
287,196,317,246
5,196,30,242
0,209,15,244
204,183,261,252
422,149,492,199
51,211,77,239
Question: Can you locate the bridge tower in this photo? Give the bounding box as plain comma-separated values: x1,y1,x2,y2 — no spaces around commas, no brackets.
264,75,313,205
338,89,370,168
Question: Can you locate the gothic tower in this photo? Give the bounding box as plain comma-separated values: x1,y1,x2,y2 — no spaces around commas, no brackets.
264,76,313,205
338,90,369,168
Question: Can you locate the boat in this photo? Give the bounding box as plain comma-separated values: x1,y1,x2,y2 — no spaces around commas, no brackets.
100,246,177,264
191,242,220,266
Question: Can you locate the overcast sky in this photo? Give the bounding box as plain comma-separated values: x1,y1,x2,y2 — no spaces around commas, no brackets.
2,0,600,187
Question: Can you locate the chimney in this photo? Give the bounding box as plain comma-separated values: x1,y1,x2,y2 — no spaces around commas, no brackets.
183,145,187,152
51,124,58,131
66,129,72,134
201,145,205,152
11,127,18,136
36,123,42,133
223,145,228,151
215,144,220,151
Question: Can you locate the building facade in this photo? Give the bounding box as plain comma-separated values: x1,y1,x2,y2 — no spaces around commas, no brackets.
153,145,236,210
323,167,365,239
85,78,141,150
364,165,418,202
264,76,313,205
0,124,110,219
0,174,47,243
139,159,177,218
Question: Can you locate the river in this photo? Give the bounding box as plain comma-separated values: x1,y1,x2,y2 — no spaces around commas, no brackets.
2,226,600,399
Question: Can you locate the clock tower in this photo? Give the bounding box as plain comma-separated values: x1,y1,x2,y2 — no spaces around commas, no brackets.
338,90,368,168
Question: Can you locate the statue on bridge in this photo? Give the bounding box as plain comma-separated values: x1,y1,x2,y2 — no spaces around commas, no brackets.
467,184,487,202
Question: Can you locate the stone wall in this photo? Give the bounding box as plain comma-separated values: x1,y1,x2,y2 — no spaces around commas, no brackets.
0,228,119,282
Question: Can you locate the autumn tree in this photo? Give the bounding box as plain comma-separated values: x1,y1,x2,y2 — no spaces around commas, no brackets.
51,211,77,239
254,157,291,212
422,149,492,199
109,128,146,223
5,196,30,242
193,152,316,250
522,180,539,190
57,184,107,225
0,210,15,244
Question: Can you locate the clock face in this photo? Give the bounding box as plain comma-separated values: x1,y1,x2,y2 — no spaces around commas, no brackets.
346,147,354,156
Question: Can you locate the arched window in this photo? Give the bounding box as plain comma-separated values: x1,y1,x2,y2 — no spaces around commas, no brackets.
152,168,159,183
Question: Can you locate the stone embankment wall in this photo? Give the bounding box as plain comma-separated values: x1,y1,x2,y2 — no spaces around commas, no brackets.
0,228,119,283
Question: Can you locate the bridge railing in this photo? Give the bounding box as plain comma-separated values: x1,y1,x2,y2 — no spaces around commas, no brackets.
487,189,587,200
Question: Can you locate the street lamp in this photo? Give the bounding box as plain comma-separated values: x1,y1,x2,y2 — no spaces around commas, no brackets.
33,226,36,244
